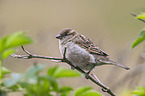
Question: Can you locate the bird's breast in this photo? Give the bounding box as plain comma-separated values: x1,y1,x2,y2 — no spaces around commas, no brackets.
59,41,96,70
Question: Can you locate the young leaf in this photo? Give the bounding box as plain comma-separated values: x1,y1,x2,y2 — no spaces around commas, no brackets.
74,86,101,96
54,68,81,78
137,13,145,20
74,86,92,96
47,66,81,78
4,73,23,87
80,91,102,96
39,75,59,92
0,38,6,53
140,30,145,37
59,86,73,96
47,66,58,76
132,30,145,48
133,87,145,96
0,67,11,78
40,79,51,93
25,65,45,80
2,67,11,75
5,31,33,49
3,49,15,59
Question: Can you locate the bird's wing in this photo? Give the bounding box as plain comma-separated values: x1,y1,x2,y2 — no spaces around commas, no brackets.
73,35,109,56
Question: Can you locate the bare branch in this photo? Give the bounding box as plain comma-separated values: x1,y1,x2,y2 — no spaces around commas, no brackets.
11,53,62,60
91,73,107,88
21,46,32,55
11,46,116,96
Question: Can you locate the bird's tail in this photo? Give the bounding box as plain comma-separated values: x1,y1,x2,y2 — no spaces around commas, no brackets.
114,62,130,70
100,59,130,70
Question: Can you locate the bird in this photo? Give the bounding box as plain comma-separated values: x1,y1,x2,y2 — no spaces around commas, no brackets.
56,28,130,74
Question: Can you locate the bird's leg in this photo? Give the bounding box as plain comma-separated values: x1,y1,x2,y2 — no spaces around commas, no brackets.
63,46,67,60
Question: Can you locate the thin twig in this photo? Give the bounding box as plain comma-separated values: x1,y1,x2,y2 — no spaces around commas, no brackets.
91,73,107,88
11,46,116,96
131,12,145,23
21,46,32,55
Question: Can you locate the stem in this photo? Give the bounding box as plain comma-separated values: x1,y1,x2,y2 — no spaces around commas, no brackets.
0,53,3,89
0,60,2,89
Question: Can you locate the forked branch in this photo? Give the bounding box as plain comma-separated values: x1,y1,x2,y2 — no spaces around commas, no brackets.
11,46,116,96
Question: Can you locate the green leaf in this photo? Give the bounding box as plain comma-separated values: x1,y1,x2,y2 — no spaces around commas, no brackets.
133,87,145,96
55,68,81,78
59,86,73,96
5,31,33,49
0,67,11,78
3,49,15,59
60,86,73,92
39,75,59,92
0,39,4,53
4,73,23,87
20,77,51,96
40,79,50,93
26,65,45,80
0,37,8,54
132,37,145,48
2,67,11,75
132,30,145,48
137,13,145,20
140,30,145,37
79,90,102,96
74,86,101,96
74,86,92,96
47,66,81,78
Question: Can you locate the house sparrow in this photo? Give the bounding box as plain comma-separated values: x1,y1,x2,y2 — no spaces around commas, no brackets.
56,28,130,73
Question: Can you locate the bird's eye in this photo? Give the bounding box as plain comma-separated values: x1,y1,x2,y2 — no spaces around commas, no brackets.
64,33,68,36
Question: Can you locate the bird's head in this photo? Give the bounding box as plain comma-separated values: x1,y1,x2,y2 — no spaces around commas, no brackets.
56,28,77,40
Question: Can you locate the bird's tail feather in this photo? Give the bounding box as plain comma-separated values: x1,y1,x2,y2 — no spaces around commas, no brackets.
114,62,130,70
99,59,130,70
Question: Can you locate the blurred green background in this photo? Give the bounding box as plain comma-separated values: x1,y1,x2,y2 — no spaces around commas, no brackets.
0,0,145,96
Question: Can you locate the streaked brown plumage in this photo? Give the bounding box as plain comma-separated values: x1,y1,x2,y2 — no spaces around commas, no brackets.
56,28,130,73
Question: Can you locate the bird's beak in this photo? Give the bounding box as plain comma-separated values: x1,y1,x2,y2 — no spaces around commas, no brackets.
56,34,63,39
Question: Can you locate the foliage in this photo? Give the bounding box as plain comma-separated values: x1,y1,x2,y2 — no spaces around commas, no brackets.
0,32,101,96
132,12,145,48
0,31,33,95
0,31,33,82
133,87,145,96
1,64,101,96
74,86,101,96
47,66,81,78
3,64,80,96
0,31,33,60
132,29,145,48
137,13,145,20
131,11,145,96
